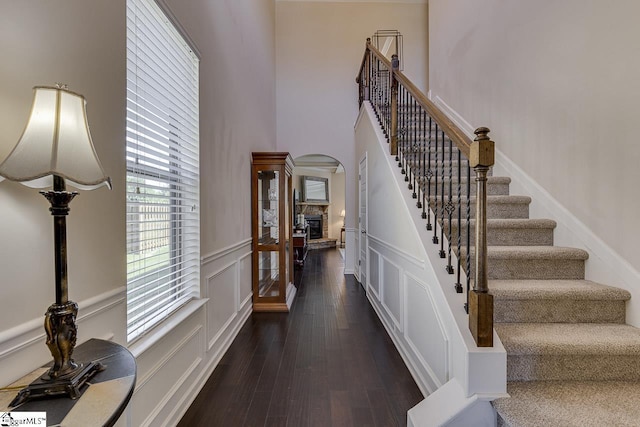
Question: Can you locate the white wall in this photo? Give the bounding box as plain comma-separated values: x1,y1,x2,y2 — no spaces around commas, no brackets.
166,0,278,254
276,0,429,235
429,0,640,275
0,1,277,425
0,0,127,384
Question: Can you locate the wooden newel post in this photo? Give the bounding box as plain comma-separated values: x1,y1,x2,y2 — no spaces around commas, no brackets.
469,127,495,347
390,54,399,156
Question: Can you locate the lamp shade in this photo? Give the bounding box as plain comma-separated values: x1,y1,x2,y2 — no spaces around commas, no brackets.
340,209,345,217
0,85,111,190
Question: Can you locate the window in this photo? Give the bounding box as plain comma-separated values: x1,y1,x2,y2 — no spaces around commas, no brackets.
126,0,200,342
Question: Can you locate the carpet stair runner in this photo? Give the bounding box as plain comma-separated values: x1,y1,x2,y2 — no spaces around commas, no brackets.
406,142,638,426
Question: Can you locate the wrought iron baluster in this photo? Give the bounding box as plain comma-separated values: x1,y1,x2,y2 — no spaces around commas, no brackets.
407,97,415,186
380,62,385,134
432,123,439,244
426,116,433,230
398,90,410,169
455,148,463,293
401,94,408,176
372,59,379,122
387,65,391,139
396,85,402,163
439,129,446,258
385,66,390,139
378,60,383,128
465,162,471,312
445,136,454,273
411,110,418,199
417,105,423,209
420,108,427,217
398,86,404,168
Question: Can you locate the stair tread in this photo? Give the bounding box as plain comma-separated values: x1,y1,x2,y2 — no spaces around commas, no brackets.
494,380,640,427
467,246,589,260
495,323,640,355
449,218,557,229
488,245,588,259
417,176,511,184
430,195,531,204
490,279,630,301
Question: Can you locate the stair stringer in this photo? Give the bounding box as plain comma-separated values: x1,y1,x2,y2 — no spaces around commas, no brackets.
355,103,507,426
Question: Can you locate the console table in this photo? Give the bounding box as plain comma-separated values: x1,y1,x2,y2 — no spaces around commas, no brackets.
0,339,136,427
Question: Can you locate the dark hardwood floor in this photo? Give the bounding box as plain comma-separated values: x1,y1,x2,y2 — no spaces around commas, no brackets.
178,248,423,427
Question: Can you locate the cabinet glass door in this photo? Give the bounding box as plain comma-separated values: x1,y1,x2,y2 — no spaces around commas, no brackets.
257,250,279,297
257,170,279,246
252,152,294,312
284,172,290,286
257,169,280,299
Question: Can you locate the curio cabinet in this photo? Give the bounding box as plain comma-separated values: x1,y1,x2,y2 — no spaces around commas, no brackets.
251,152,296,312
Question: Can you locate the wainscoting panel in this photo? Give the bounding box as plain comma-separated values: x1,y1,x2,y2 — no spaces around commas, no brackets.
368,247,380,297
131,316,204,427
125,238,253,426
382,258,402,331
0,287,126,387
405,274,448,386
238,251,252,309
366,234,450,395
206,262,238,351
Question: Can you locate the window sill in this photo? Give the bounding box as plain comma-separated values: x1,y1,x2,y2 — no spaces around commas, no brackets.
128,298,208,358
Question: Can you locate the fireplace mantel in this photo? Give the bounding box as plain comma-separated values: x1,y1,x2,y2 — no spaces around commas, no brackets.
297,202,329,207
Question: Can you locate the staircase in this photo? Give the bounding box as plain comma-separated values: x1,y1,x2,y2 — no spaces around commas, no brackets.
357,38,640,425
485,191,640,426
414,146,640,426
402,123,640,424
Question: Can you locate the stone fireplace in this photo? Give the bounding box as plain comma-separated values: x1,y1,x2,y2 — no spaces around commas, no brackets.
297,203,328,239
305,214,322,239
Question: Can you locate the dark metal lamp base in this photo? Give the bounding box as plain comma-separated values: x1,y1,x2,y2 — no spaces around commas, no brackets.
9,361,104,408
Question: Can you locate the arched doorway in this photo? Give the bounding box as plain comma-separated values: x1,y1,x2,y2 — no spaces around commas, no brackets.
292,154,346,256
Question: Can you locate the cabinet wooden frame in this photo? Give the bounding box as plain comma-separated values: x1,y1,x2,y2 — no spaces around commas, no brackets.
251,152,296,312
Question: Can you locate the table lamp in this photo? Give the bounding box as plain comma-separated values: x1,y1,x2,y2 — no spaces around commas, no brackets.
340,209,345,227
0,84,111,406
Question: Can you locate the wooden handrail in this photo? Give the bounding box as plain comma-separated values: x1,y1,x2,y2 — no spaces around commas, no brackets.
392,72,472,161
356,41,477,162
365,41,392,69
356,40,392,83
356,39,370,84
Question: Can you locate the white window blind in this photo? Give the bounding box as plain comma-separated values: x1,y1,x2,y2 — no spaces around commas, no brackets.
126,0,200,342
